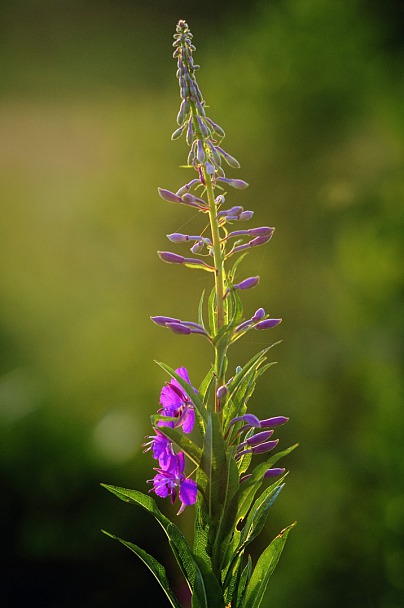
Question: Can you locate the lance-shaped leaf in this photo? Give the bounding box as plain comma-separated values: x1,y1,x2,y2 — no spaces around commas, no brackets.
153,423,203,468
242,522,297,608
155,361,208,425
101,485,208,607
234,554,252,608
198,366,215,407
238,481,285,552
213,445,297,572
197,289,207,331
223,479,286,581
102,530,182,608
199,413,228,517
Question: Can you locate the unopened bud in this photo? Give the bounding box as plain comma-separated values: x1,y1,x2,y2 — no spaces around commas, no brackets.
158,251,185,264
167,233,189,242
234,276,260,290
260,416,289,428
239,211,254,221
252,308,266,321
255,318,282,329
264,468,286,478
166,322,192,335
151,315,180,326
217,177,249,189
158,188,183,203
249,227,275,237
216,385,228,400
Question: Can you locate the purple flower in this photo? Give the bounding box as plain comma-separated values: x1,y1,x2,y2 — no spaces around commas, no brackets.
143,429,175,471
149,451,197,514
158,367,196,433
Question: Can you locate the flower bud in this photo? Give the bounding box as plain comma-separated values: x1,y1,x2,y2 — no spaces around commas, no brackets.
218,206,243,218
260,416,289,428
217,177,249,189
245,430,274,445
166,322,192,335
176,179,199,197
190,240,204,254
206,118,225,138
167,233,189,242
264,468,285,478
216,146,240,169
251,439,279,454
238,211,254,221
205,161,215,175
249,227,275,237
158,188,183,204
252,308,266,321
255,318,282,329
216,385,228,400
197,140,205,163
171,125,186,140
151,316,181,326
234,276,260,290
227,413,261,430
186,119,194,146
158,251,185,264
250,235,271,247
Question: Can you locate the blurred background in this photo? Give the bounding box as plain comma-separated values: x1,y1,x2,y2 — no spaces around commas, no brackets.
1,0,403,606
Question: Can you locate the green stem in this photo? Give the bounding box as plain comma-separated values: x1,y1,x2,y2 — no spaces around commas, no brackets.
204,169,227,413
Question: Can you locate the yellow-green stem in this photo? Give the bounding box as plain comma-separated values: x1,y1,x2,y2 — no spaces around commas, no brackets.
190,108,227,412
203,170,227,411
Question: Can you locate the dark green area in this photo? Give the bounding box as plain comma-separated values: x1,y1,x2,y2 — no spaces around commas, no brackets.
1,1,403,606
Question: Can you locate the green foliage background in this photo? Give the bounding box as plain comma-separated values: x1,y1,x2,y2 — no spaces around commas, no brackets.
0,1,403,606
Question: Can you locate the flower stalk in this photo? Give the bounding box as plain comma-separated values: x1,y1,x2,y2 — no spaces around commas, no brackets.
102,20,297,608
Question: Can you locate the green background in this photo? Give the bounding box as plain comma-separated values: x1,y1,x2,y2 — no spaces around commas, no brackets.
1,1,403,606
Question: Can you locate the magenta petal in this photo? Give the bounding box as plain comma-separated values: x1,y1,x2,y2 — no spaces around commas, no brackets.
176,451,185,474
153,473,170,497
160,384,183,408
175,366,191,384
182,407,195,434
178,478,198,513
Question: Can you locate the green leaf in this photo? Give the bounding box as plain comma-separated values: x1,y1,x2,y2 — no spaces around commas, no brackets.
211,444,297,572
155,361,207,425
155,425,203,468
198,366,215,407
102,530,182,608
208,286,217,336
101,485,208,606
200,413,227,517
234,555,252,608
197,289,206,330
238,481,285,552
211,453,240,572
229,251,249,281
242,522,297,608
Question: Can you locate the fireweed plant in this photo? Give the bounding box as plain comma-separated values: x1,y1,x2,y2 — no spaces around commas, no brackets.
102,20,298,608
